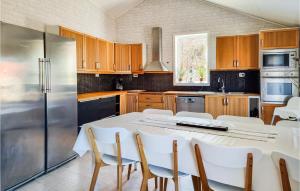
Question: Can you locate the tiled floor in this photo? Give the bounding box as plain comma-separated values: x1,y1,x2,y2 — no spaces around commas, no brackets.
17,153,195,191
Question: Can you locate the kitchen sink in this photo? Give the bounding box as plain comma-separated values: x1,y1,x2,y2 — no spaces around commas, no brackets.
227,92,246,94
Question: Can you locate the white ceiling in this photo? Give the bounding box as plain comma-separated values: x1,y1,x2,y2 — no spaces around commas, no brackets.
90,0,300,26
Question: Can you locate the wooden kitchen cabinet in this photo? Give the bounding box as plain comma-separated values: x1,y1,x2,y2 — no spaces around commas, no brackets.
163,95,177,114
205,95,250,118
114,43,131,73
85,35,98,72
138,93,164,112
216,34,259,70
259,28,299,49
236,35,259,69
126,93,139,113
226,96,249,117
119,94,127,115
96,39,114,73
107,41,115,72
131,44,144,74
60,27,85,71
205,95,226,118
216,36,236,70
261,103,285,125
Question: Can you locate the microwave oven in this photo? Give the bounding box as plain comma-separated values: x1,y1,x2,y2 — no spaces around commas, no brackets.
260,49,299,70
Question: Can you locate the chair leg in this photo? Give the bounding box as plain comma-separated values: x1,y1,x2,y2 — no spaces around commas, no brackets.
140,177,148,191
127,164,132,180
164,178,168,191
174,177,179,191
134,162,138,171
191,176,201,191
155,177,158,189
117,165,123,191
89,163,101,191
160,177,164,191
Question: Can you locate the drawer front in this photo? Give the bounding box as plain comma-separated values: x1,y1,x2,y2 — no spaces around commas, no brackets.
138,103,164,112
139,94,163,103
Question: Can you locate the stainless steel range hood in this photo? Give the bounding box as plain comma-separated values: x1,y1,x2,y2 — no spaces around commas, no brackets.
144,27,168,71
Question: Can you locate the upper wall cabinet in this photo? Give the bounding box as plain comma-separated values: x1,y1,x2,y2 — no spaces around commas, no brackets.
259,28,299,49
131,44,144,74
216,34,259,70
60,27,85,72
97,39,114,73
85,35,98,73
114,43,132,74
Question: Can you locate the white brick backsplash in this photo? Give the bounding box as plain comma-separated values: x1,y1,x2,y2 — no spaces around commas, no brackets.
0,0,116,41
116,0,282,70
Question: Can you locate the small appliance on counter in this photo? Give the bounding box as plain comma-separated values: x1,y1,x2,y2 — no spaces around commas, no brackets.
115,78,124,90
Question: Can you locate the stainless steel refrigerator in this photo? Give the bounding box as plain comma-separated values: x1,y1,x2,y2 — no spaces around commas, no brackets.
0,22,78,191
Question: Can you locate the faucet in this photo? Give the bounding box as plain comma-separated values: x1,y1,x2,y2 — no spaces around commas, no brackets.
218,77,225,93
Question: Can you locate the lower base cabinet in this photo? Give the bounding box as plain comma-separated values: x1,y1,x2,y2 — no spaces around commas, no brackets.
163,95,177,114
138,93,164,112
261,103,285,125
126,93,139,113
205,95,249,119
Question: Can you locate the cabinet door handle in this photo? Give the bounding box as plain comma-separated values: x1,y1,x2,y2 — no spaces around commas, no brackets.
236,60,239,67
222,98,226,106
232,60,235,67
226,97,229,105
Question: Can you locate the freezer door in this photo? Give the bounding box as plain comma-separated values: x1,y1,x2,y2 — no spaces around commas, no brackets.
44,33,78,170
0,23,45,190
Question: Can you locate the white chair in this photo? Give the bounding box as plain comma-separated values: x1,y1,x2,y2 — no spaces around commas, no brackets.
216,115,264,125
86,127,136,191
272,97,300,125
143,108,174,116
276,120,300,128
176,111,214,120
271,151,300,191
136,131,189,191
191,138,263,191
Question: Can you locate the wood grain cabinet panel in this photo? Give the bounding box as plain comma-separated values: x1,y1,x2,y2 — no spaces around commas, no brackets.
260,28,299,49
205,95,226,119
138,93,164,112
114,43,131,73
60,27,84,71
163,95,177,114
216,36,236,70
226,96,249,117
85,35,97,72
119,94,127,115
126,93,139,113
261,103,285,125
131,44,143,74
216,34,259,70
236,35,259,69
107,41,115,72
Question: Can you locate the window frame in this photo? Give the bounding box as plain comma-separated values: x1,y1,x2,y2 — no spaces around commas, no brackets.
173,32,210,86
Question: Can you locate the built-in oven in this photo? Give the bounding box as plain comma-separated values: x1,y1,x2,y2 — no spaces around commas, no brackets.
261,71,299,103
261,49,299,70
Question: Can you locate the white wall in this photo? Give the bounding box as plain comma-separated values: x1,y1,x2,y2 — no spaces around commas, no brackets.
0,0,116,41
116,0,282,70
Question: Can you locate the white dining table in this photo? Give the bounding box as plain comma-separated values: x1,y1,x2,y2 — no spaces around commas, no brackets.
73,112,300,191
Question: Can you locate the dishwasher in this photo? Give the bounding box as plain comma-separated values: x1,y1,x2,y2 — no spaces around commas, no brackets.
176,96,205,113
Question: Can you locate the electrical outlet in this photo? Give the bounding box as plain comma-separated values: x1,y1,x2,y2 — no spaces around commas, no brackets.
239,72,245,78
133,74,139,78
95,74,100,77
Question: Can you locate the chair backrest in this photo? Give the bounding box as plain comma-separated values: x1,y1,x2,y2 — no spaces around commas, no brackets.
139,130,186,155
86,126,130,158
271,151,300,191
143,109,173,116
176,111,214,120
276,120,300,128
287,97,300,109
216,115,264,125
191,138,262,168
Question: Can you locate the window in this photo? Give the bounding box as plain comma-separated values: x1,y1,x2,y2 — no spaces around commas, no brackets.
174,33,209,86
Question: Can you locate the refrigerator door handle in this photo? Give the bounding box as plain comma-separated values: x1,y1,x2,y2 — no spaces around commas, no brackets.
39,58,45,93
45,58,51,93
